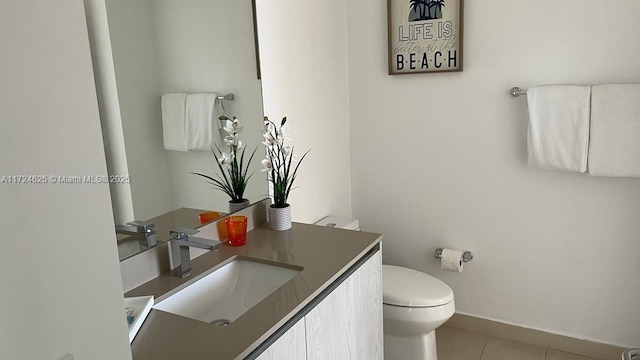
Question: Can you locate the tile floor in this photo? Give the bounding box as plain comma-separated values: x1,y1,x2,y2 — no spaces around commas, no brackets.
436,326,605,360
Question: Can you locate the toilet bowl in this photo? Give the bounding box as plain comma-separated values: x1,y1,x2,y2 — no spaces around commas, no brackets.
383,265,455,360
314,216,455,360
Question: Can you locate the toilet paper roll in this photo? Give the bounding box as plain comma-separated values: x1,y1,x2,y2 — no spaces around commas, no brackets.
440,249,464,272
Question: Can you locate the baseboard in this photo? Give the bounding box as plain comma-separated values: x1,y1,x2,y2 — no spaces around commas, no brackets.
445,313,627,360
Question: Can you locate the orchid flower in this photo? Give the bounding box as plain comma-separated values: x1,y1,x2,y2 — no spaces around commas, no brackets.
261,115,309,208
222,116,244,135
218,152,231,166
263,117,273,132
278,125,290,141
261,158,273,172
282,146,292,158
192,114,257,202
223,134,237,146
263,132,276,147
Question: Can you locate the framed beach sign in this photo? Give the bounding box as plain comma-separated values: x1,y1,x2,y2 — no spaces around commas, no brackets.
388,0,464,75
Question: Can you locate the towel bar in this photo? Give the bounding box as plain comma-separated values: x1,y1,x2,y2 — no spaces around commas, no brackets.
510,87,527,97
160,93,235,101
217,93,235,101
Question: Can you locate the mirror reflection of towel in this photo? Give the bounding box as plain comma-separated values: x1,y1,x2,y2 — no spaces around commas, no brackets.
185,93,218,151
161,93,188,152
162,93,224,152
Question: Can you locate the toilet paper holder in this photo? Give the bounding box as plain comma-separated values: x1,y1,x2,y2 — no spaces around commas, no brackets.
435,248,474,263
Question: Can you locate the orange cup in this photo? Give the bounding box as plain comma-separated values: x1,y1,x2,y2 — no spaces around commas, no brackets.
225,216,248,246
217,220,228,241
198,211,223,225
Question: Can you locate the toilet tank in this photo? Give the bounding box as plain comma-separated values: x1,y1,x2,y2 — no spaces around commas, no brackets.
314,216,360,231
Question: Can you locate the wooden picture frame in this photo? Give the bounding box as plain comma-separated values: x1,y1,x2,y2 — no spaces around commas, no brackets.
387,0,464,75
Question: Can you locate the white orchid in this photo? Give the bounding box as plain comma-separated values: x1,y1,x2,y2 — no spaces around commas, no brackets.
223,134,237,146
282,145,292,158
261,158,273,172
262,116,309,208
263,132,276,147
278,125,290,141
192,114,257,202
224,134,244,150
222,116,244,135
263,117,273,132
217,152,231,166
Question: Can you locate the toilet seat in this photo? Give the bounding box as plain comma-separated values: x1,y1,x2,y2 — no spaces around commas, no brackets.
382,265,454,307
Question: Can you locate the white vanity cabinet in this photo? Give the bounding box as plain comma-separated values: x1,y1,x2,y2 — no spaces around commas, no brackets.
255,320,306,360
305,250,383,359
256,250,383,360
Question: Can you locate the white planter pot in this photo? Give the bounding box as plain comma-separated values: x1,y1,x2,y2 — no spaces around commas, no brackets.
229,199,250,213
269,204,292,231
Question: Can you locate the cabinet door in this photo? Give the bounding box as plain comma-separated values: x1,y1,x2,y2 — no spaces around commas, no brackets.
255,319,306,360
305,251,383,360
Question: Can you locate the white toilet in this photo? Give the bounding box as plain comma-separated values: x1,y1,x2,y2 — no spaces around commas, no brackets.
383,265,455,360
315,216,456,360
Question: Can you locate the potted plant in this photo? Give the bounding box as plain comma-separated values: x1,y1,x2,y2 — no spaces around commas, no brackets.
262,116,309,230
193,116,257,212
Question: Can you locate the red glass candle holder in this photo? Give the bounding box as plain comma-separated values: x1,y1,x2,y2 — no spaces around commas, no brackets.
225,216,247,246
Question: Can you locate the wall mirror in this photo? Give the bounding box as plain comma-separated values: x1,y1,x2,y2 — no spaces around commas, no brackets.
94,0,266,260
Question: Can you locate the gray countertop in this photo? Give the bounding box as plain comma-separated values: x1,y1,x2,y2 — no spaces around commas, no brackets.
125,222,383,360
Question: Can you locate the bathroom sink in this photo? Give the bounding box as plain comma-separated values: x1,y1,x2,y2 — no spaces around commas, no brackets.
153,258,301,324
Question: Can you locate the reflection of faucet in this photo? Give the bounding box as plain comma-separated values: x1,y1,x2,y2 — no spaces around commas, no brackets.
622,348,640,360
169,227,222,278
115,220,157,247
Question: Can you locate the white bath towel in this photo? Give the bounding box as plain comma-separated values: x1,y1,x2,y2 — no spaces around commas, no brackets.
526,86,591,173
588,84,640,177
185,93,218,151
161,93,188,152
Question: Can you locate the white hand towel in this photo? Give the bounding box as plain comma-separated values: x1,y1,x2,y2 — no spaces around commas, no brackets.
588,84,640,177
185,93,217,151
161,93,188,152
526,86,591,172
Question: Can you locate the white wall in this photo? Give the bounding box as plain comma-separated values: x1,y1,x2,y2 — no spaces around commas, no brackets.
255,0,353,223
347,0,640,347
0,0,132,359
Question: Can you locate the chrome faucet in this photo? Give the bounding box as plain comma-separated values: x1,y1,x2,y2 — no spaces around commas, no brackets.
169,227,222,278
622,348,640,360
115,220,157,247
